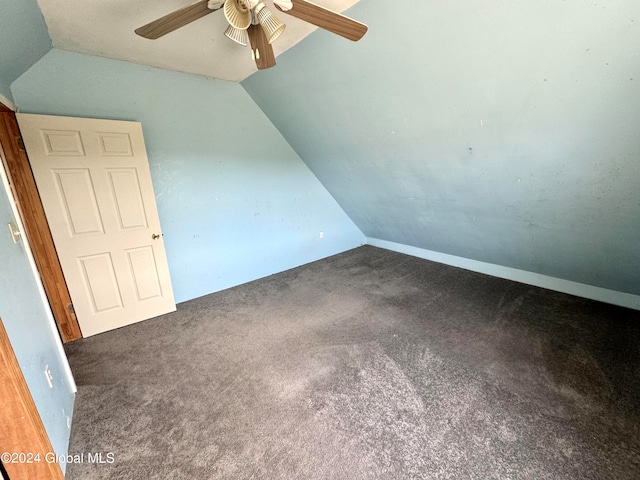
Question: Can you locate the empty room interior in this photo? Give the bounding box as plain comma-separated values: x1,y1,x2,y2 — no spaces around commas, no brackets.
1,1,639,479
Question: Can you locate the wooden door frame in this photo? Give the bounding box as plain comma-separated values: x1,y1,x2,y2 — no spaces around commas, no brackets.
0,105,82,342
0,317,65,480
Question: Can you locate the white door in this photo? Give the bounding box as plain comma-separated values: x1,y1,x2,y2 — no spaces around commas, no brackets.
17,113,176,337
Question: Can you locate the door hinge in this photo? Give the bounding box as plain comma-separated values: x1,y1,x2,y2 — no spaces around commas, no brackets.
16,137,25,150
68,303,75,315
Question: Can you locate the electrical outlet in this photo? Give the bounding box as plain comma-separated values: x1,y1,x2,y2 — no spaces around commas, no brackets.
44,365,54,388
319,231,324,239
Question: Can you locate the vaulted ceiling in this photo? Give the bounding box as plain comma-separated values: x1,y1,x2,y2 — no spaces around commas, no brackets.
243,0,640,296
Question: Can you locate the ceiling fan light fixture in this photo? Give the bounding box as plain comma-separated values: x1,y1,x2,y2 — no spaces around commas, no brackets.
135,0,368,72
255,4,286,44
223,0,251,29
224,24,249,46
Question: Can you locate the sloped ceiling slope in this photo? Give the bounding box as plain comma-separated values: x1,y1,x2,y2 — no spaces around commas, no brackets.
243,0,640,295
0,0,52,101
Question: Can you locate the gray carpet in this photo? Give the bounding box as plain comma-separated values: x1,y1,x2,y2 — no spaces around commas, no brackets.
64,246,640,479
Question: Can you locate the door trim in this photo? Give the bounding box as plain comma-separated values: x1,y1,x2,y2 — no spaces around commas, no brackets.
0,317,65,480
0,94,14,112
0,108,82,342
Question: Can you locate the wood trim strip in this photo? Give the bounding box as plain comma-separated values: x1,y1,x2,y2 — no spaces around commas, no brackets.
0,112,82,342
0,317,65,480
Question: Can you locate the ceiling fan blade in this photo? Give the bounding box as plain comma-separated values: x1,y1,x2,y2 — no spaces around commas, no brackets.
275,0,368,42
135,0,222,40
248,24,276,70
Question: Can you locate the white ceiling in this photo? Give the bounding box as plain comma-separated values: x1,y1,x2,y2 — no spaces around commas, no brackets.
36,0,360,82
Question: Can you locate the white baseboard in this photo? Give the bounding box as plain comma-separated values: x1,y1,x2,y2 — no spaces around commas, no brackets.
366,238,640,311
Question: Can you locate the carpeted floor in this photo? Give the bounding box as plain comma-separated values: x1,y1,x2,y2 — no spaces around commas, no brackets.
64,246,640,479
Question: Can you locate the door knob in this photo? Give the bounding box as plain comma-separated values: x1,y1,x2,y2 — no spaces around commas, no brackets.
152,233,161,240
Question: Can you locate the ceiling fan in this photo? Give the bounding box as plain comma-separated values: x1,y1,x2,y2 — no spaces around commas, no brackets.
135,0,368,70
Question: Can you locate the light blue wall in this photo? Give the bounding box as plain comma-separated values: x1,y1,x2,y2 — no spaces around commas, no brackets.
0,80,12,102
0,0,52,102
0,178,74,472
12,50,364,302
243,0,640,295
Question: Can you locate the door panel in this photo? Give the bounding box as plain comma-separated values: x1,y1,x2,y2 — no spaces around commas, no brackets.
78,252,123,313
97,132,133,156
107,168,149,230
41,129,85,156
53,168,105,236
126,246,163,301
17,114,176,337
